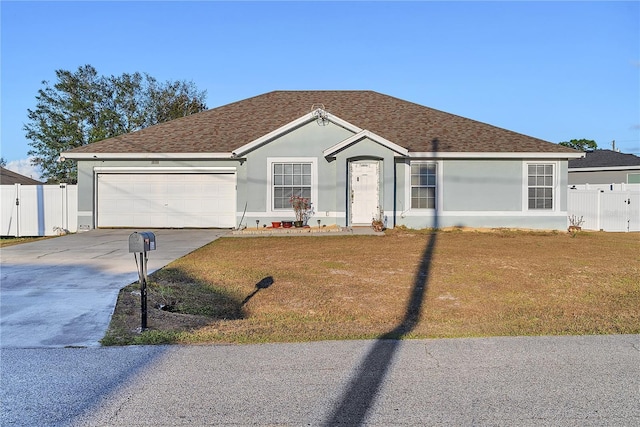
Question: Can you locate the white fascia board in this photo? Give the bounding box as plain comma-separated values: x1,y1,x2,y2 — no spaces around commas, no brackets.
94,166,236,173
324,111,362,133
569,165,640,172
232,113,314,157
60,152,233,160
231,110,363,157
409,152,585,159
323,130,409,157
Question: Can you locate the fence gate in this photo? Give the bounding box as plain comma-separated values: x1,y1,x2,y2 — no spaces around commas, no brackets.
0,183,78,237
568,188,639,232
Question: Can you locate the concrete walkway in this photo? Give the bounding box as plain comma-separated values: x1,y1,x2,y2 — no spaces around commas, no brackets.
230,225,384,236
0,229,228,348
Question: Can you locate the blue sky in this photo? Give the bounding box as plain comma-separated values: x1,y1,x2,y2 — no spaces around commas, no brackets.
1,1,639,179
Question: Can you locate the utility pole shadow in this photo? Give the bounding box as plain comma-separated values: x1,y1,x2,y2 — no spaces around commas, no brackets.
323,141,440,426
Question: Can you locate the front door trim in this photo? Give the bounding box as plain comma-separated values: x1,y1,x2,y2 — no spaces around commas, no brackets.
349,160,381,225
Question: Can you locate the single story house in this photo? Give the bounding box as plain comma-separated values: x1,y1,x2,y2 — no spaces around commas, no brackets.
61,91,583,231
568,149,640,186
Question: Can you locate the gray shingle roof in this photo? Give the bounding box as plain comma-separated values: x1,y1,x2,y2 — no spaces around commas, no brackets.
568,149,640,168
65,90,579,155
0,167,43,185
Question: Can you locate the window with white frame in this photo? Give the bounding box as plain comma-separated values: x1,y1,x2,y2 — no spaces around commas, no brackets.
411,162,437,209
272,162,312,209
527,164,554,209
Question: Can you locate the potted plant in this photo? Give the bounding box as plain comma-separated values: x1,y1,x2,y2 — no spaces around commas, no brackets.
290,195,312,227
371,208,385,232
568,214,584,234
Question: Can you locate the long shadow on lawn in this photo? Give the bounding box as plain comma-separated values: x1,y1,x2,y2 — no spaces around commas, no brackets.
323,160,439,426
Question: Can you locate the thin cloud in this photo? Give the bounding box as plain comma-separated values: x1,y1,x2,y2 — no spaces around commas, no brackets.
5,158,42,181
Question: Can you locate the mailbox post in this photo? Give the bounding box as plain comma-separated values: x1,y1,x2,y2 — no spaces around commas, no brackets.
129,231,156,330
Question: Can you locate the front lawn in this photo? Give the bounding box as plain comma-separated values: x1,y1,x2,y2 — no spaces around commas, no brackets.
102,229,640,345
0,236,50,247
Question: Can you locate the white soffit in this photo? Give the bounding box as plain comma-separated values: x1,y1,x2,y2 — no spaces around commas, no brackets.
94,166,236,173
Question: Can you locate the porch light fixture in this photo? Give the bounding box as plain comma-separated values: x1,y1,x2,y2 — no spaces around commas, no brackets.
311,104,330,126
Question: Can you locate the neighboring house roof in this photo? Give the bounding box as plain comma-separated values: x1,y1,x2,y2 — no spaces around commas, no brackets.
0,167,43,185
63,90,580,157
568,149,640,169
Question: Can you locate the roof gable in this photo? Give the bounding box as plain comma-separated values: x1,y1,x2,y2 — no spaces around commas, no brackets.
62,90,582,158
232,108,362,157
323,130,409,158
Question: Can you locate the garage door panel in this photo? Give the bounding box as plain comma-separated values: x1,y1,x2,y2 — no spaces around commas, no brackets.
134,213,167,228
200,199,220,211
97,173,236,228
134,199,163,213
166,183,187,194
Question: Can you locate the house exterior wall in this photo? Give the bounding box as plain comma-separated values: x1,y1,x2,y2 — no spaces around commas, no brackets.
568,169,638,185
241,121,354,226
241,123,404,228
394,158,570,230
76,160,98,229
442,160,522,211
559,160,569,212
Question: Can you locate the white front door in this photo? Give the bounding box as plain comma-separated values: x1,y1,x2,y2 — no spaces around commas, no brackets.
350,161,379,225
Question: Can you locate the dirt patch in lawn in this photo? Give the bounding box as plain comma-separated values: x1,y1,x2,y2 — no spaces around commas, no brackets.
102,228,640,345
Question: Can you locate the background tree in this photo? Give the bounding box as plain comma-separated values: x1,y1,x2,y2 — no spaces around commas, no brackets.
559,139,598,151
25,65,207,183
0,158,7,167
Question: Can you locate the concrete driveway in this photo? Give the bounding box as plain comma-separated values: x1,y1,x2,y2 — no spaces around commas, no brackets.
0,229,228,348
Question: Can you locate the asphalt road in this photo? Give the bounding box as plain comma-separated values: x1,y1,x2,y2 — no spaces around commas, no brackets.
2,335,638,426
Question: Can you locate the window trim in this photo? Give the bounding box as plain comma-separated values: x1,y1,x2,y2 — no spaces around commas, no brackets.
406,160,440,211
523,161,559,212
266,157,318,215
628,173,640,184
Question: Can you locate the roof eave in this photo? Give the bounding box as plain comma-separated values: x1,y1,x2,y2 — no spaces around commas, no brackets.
59,152,235,160
569,165,640,172
408,152,585,159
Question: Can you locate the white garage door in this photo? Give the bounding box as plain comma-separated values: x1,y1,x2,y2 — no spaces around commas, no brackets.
97,173,236,228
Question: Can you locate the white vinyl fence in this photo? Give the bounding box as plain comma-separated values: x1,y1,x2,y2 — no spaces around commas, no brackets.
567,184,640,232
1,184,78,237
